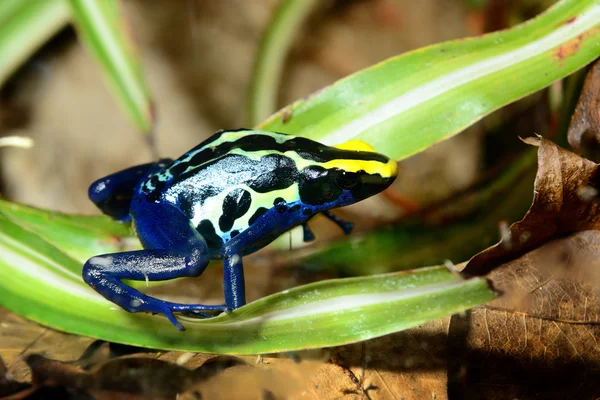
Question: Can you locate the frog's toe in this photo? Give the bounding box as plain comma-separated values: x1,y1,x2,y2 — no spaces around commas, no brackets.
164,311,185,331
137,301,186,331
140,301,228,329
179,310,215,318
171,303,228,316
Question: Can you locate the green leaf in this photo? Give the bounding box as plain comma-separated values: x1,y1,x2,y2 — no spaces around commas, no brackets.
258,0,600,161
0,0,69,86
0,199,135,264
3,0,597,353
0,201,495,353
247,0,318,125
0,209,494,354
67,0,153,133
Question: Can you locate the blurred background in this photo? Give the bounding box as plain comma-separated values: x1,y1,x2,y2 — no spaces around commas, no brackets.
0,0,554,227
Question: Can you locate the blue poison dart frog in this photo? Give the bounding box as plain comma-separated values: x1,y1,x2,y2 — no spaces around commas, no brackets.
83,129,398,330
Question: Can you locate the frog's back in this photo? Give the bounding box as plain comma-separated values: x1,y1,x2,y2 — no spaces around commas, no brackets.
138,130,307,250
138,129,395,254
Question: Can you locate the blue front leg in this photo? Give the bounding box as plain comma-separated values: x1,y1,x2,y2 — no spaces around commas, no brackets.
82,200,224,331
88,159,172,221
222,253,246,310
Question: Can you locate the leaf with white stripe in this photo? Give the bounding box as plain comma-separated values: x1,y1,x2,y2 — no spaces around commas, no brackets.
258,0,600,160
0,207,495,354
0,0,69,86
0,199,136,265
68,0,153,134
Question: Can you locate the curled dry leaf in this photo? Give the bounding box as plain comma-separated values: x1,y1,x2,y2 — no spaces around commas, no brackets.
449,230,600,399
463,136,600,276
568,58,600,150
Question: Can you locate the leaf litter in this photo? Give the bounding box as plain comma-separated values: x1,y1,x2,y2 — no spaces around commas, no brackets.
464,136,600,277
4,138,600,398
455,136,600,399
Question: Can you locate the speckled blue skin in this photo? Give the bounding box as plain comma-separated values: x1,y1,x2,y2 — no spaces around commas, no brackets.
82,130,395,331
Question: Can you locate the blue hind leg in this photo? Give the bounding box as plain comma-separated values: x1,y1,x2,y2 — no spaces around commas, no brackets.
82,201,225,331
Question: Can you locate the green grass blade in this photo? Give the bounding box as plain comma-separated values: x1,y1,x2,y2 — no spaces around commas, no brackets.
67,0,153,133
0,199,135,264
3,0,594,353
258,0,600,160
247,0,318,125
0,0,70,86
0,209,494,354
0,202,495,353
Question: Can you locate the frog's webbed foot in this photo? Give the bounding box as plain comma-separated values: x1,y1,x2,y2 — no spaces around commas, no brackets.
179,308,227,319
322,210,354,235
301,212,353,243
83,249,224,331
83,201,228,331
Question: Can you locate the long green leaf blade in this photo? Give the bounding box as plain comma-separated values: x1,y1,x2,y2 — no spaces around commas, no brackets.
67,0,153,133
0,208,494,354
247,0,318,125
258,0,600,160
5,0,595,353
0,0,69,86
0,199,135,264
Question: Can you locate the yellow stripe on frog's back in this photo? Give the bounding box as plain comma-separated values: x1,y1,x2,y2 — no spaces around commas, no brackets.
322,158,397,178
227,147,397,178
330,139,398,178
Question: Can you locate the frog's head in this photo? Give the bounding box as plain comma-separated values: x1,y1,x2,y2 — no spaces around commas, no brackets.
297,139,397,209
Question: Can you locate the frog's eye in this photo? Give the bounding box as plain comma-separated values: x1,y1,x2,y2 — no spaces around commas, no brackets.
336,171,359,189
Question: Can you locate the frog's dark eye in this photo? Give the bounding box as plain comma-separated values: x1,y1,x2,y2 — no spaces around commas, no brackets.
336,171,359,189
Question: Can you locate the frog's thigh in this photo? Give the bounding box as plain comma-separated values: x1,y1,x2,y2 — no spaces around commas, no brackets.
82,201,223,330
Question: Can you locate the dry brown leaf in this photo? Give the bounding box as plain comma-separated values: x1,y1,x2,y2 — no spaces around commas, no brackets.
463,136,600,277
450,230,600,399
568,58,600,151
6,136,600,398
306,319,449,400
4,229,600,400
181,356,326,400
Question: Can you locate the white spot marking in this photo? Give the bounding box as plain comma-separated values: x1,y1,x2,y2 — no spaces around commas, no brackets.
519,231,531,244
176,352,195,365
130,299,142,308
498,220,512,249
577,185,598,202
443,259,457,273
89,256,113,267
